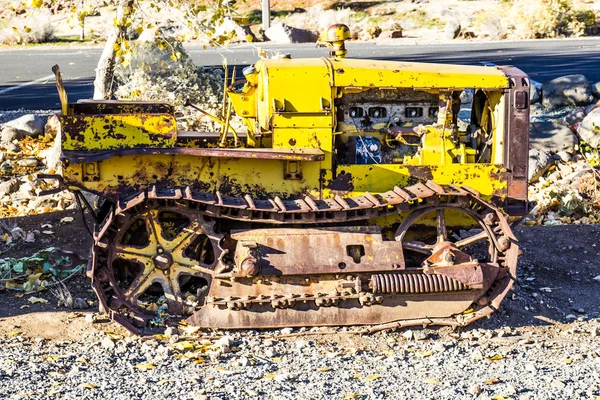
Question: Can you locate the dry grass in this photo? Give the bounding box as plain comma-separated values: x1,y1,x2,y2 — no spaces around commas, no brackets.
0,10,55,45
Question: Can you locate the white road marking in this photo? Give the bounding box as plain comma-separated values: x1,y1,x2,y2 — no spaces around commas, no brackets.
0,74,55,95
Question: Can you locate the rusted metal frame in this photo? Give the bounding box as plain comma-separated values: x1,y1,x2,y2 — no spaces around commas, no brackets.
71,100,174,115
498,65,529,215
63,147,325,164
37,173,68,196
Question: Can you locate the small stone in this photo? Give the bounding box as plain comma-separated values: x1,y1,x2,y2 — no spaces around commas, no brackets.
164,327,176,336
264,349,276,358
73,298,88,309
445,20,461,40
592,81,600,98
295,340,308,351
16,158,38,168
280,328,293,335
413,330,428,341
593,275,600,282
402,330,414,340
542,74,594,109
84,314,95,323
471,349,484,361
468,385,482,395
237,356,250,367
1,142,19,153
525,363,536,372
101,336,115,349
263,338,275,347
590,327,599,337
565,314,577,320
0,179,19,196
215,336,233,353
550,380,566,390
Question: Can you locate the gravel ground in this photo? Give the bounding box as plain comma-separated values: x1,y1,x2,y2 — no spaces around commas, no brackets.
0,321,599,400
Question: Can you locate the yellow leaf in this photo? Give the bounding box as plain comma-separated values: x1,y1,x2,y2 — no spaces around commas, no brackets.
135,27,144,35
157,379,173,385
48,371,64,378
488,355,503,361
24,26,31,33
271,357,282,363
8,331,22,337
28,296,48,304
365,375,381,381
316,367,330,372
194,357,206,364
353,374,361,379
12,26,18,33
76,357,87,363
134,363,155,371
178,325,200,335
14,293,24,298
29,0,43,8
344,394,360,400
104,332,123,341
174,341,195,351
80,383,97,389
485,377,502,385
563,359,572,364
417,350,433,358
44,355,61,362
424,378,441,385
170,53,178,62
263,373,276,379
492,396,506,400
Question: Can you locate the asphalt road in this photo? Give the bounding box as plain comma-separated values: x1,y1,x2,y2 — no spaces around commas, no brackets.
1,38,600,110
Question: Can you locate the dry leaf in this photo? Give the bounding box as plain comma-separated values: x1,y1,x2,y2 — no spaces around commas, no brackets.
178,325,200,335
44,355,60,362
563,359,572,364
104,332,123,341
134,363,156,371
174,341,195,351
486,354,503,362
485,377,502,385
365,375,381,381
344,394,361,399
48,371,64,378
60,217,74,224
316,367,330,372
417,350,433,358
28,296,48,304
80,383,97,389
353,374,361,379
263,373,276,379
424,378,441,385
271,357,283,363
8,331,21,336
157,379,173,385
76,357,87,363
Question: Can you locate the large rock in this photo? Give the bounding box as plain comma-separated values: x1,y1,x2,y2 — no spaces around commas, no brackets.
1,127,26,142
264,23,318,44
529,121,578,154
530,79,542,104
44,114,61,138
214,17,255,43
3,114,45,138
528,149,554,183
563,108,586,129
592,81,600,98
577,108,600,148
445,21,461,40
542,74,594,109
0,179,20,196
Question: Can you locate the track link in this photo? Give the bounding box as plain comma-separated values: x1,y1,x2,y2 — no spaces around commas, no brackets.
88,180,518,333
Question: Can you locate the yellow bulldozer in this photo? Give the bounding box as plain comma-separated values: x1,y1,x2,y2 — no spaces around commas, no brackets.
44,25,529,333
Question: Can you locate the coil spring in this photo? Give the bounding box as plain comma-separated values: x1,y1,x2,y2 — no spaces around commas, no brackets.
370,273,467,294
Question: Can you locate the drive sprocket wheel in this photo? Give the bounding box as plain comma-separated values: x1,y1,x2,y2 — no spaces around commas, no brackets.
92,204,224,330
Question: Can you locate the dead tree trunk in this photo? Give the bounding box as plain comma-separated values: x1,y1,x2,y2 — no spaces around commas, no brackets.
93,0,134,100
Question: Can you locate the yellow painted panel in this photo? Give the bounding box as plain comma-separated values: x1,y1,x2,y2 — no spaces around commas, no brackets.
329,58,509,89
61,113,177,151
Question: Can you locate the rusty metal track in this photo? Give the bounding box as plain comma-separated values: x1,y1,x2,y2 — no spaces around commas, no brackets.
88,180,519,334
